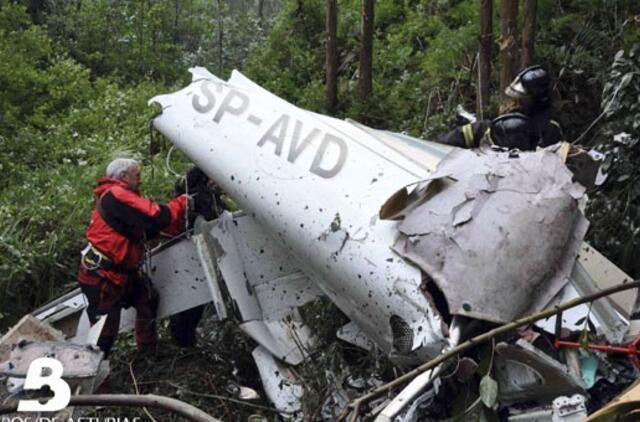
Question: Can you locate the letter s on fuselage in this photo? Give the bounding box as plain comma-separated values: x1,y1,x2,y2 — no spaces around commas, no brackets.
191,81,347,178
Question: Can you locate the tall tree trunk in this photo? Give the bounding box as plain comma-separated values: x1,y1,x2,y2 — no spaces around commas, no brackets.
174,0,180,43
478,0,492,117
257,0,264,26
326,0,338,112
139,0,146,75
217,0,224,74
499,0,519,107
358,0,374,102
521,0,537,68
27,0,47,24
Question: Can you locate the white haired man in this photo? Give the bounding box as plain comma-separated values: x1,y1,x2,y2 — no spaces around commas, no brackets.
78,158,188,356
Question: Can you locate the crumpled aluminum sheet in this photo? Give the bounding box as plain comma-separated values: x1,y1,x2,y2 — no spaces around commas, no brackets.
391,147,589,323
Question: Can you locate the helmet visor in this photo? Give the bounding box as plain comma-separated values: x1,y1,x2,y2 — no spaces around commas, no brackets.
505,80,528,99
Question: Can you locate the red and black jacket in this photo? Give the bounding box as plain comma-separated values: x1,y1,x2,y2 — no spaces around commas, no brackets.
78,177,187,286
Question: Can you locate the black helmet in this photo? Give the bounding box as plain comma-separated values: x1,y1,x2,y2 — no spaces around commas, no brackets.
505,65,551,102
490,113,534,150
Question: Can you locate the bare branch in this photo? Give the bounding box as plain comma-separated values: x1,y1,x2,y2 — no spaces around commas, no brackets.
341,279,640,419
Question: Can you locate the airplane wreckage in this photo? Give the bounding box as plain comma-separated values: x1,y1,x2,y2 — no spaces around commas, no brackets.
2,67,640,421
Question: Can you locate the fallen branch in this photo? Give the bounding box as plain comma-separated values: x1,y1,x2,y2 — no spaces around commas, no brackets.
341,279,640,421
0,394,221,422
162,380,289,414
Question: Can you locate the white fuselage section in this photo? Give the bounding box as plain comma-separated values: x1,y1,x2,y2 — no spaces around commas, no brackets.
151,69,448,356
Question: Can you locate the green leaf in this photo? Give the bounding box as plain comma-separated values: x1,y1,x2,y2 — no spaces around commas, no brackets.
579,329,590,353
479,375,499,409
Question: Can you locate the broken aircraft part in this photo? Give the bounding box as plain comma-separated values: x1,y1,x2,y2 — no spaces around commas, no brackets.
146,67,637,418
0,341,103,378
3,66,635,420
251,345,303,418
389,147,588,324
151,67,450,360
494,340,585,405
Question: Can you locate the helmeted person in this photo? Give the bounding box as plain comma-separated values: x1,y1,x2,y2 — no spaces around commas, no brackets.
505,65,563,147
78,158,188,356
437,112,536,151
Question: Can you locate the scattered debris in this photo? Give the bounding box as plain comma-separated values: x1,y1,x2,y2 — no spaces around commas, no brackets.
2,68,639,421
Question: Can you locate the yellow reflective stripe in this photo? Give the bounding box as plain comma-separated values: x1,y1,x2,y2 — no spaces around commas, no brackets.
83,255,99,267
558,142,570,162
550,119,561,129
462,124,474,148
91,246,112,263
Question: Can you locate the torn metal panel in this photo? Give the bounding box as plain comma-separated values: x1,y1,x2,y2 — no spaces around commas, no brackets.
536,274,628,344
569,259,628,342
495,340,585,405
216,211,323,321
240,311,315,365
252,345,303,419
336,321,375,352
31,289,87,323
211,212,316,364
31,236,215,338
392,148,588,323
221,211,311,289
0,341,102,378
534,241,633,345
194,217,228,319
253,273,322,320
144,236,213,318
120,236,214,332
577,242,635,317
0,315,65,362
151,68,448,359
210,213,264,322
30,290,87,339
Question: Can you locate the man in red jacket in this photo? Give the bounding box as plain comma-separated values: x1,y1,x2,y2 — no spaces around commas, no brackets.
78,158,188,356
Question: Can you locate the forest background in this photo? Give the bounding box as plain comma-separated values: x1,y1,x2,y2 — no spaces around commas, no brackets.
0,0,639,331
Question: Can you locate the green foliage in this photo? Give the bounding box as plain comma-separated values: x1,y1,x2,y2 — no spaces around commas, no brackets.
0,4,185,329
247,0,480,133
245,0,326,106
2,0,640,328
587,46,640,278
44,0,276,84
0,0,283,329
0,74,183,328
0,4,54,134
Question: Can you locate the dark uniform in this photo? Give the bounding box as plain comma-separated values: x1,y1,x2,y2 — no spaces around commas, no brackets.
437,113,536,151
506,65,564,147
437,119,491,149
